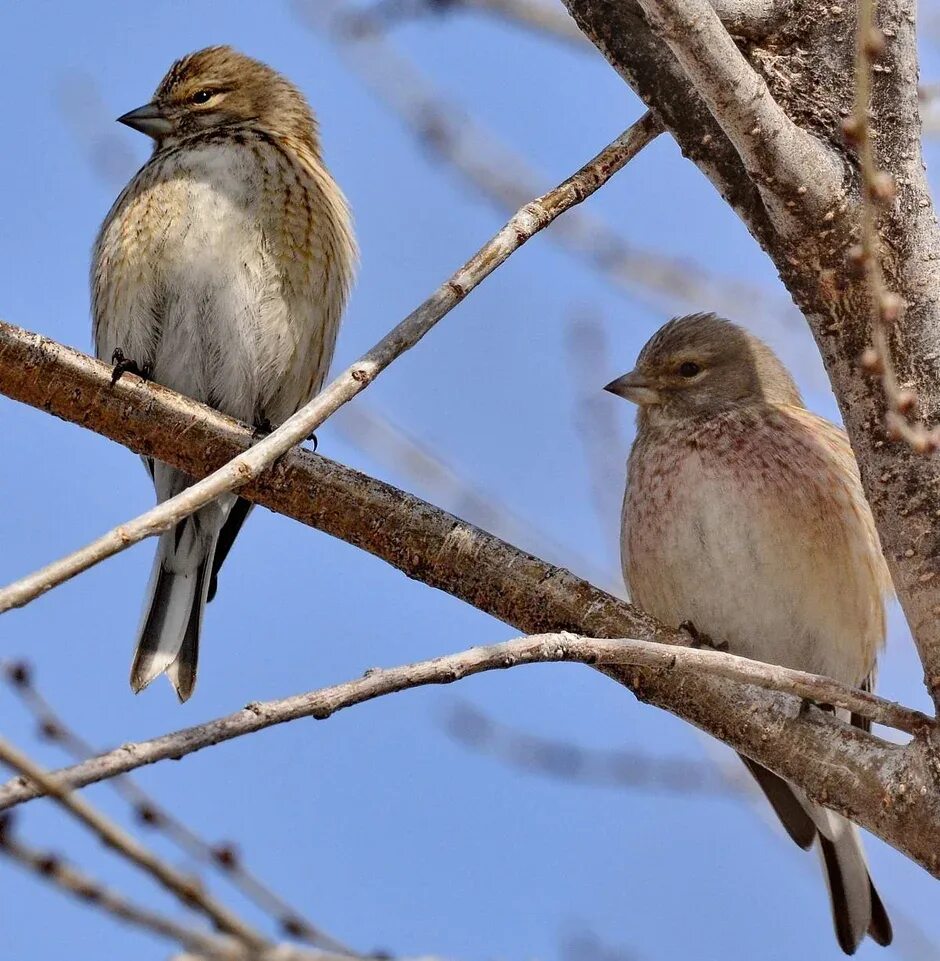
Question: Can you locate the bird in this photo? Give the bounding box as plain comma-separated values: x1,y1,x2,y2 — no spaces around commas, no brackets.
92,46,356,701
605,313,893,954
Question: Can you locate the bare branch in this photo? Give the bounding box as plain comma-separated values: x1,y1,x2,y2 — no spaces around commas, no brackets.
635,0,843,222
1,661,354,956
0,632,929,807
0,738,269,953
0,821,254,961
848,1,937,451
0,112,658,614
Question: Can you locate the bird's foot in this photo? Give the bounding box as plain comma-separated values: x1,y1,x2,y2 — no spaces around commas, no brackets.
680,620,729,652
252,417,274,441
799,698,835,716
110,348,152,385
307,431,318,452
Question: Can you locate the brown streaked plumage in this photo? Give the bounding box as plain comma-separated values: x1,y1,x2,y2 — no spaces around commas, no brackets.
607,313,892,955
93,46,356,701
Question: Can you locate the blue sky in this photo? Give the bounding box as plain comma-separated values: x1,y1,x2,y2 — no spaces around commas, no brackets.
1,2,939,959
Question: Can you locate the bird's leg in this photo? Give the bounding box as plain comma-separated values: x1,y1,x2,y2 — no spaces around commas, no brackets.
680,620,729,652
110,348,152,385
252,417,317,453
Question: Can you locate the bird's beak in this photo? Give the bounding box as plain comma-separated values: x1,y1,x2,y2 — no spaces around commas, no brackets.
117,102,174,139
604,370,661,405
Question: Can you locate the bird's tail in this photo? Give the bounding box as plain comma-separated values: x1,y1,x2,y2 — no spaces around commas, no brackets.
742,757,892,954
131,465,233,701
130,523,215,701
813,806,893,954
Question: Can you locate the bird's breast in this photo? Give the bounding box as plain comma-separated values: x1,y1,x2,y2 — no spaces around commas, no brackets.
621,411,885,683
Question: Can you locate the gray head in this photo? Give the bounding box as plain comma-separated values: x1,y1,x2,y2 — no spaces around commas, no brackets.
116,46,319,153
604,313,803,424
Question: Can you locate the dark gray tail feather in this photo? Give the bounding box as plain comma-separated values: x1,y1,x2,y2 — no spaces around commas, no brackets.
130,521,217,702
741,755,892,954
208,497,253,602
740,757,815,849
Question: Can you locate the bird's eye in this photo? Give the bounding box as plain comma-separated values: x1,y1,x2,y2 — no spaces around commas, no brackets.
678,361,701,378
191,90,214,104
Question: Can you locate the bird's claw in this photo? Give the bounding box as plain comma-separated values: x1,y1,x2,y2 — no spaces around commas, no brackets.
110,348,151,385
680,620,729,652
252,417,274,441
307,431,318,452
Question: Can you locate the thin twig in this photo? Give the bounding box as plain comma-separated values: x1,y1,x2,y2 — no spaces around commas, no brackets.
0,633,927,810
0,112,659,614
849,0,939,451
0,661,355,955
0,738,269,953
0,820,252,961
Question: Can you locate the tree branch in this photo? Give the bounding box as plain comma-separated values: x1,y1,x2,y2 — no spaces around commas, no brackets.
309,2,795,328
0,622,936,869
1,661,355,956
0,112,658,614
1,319,939,869
0,823,257,961
0,633,928,810
0,738,270,952
635,0,843,222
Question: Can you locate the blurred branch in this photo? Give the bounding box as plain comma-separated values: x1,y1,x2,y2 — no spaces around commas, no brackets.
343,0,591,48
1,661,355,955
334,405,622,594
564,312,629,565
299,0,798,332
0,816,255,961
0,323,937,873
0,631,928,801
0,112,659,613
0,737,269,953
444,701,747,793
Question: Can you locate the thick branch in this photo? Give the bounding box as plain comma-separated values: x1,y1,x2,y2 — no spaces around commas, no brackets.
0,113,658,614
635,0,842,222
0,336,938,873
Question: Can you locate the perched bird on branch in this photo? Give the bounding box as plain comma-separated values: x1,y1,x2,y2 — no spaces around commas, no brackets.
92,46,356,701
606,313,892,954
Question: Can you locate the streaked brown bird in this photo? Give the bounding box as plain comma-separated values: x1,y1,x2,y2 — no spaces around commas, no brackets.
92,46,356,701
606,313,892,954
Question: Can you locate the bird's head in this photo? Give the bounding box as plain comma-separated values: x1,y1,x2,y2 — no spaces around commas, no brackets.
116,46,319,152
604,313,803,425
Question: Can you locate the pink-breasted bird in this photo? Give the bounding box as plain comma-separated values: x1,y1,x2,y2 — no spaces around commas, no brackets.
93,46,356,700
606,313,892,954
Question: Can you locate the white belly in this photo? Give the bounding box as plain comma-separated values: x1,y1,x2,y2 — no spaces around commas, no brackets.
94,143,298,425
